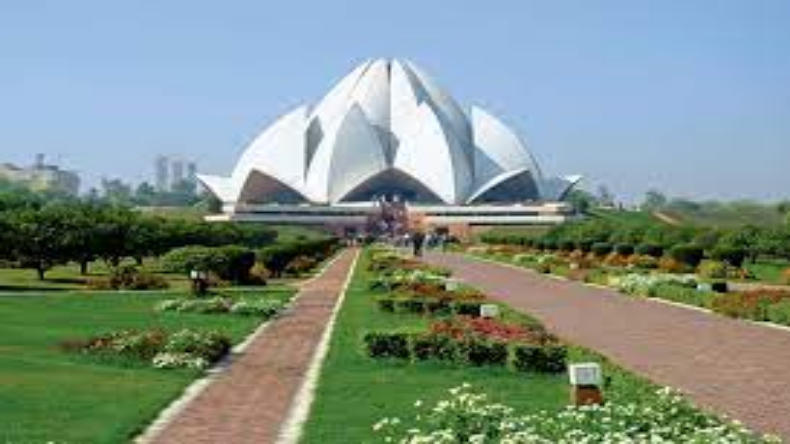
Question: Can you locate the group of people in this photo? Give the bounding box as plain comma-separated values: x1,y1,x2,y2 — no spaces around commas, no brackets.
397,230,449,257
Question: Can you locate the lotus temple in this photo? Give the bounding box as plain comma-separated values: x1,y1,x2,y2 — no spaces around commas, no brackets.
199,59,580,236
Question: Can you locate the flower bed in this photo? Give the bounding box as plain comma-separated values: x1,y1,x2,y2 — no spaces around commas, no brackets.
373,384,777,443
362,317,566,373
155,296,286,317
61,328,232,370
711,289,790,324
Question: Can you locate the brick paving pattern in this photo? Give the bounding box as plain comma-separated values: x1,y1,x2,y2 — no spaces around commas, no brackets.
148,249,357,444
426,253,790,440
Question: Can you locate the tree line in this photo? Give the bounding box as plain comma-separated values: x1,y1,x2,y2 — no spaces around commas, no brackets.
0,187,276,280
481,216,790,266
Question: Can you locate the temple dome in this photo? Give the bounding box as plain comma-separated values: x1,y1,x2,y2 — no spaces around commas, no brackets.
199,58,580,206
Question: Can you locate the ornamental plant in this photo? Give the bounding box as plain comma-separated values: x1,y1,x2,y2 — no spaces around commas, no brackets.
63,329,232,370
616,273,697,297
155,296,286,317
373,384,777,443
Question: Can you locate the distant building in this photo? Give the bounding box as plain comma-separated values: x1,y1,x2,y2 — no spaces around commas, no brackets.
0,154,80,195
155,156,169,191
153,156,198,191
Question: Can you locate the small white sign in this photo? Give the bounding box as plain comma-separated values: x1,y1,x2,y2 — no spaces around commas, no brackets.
480,304,500,318
569,363,602,386
444,279,460,292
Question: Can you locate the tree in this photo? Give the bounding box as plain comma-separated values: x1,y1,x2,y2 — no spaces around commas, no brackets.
9,206,73,280
101,178,133,204
134,182,158,206
642,190,668,211
597,185,615,207
718,226,763,263
565,189,598,214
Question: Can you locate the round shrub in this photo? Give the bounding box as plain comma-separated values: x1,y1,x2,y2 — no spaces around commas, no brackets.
363,332,411,359
575,240,594,253
615,244,635,256
710,247,747,268
591,242,613,256
669,244,705,268
635,243,663,258
558,240,576,252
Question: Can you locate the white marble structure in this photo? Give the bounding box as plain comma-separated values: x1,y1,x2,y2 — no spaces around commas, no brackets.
199,59,580,226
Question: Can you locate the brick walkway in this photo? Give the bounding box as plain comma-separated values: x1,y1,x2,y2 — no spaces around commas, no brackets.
146,249,357,444
426,253,790,440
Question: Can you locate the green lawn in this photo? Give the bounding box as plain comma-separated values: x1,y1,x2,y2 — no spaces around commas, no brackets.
0,287,293,443
0,261,191,293
301,252,659,443
744,260,789,285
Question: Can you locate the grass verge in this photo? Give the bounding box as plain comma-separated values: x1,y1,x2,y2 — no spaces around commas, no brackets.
300,250,659,443
0,287,293,443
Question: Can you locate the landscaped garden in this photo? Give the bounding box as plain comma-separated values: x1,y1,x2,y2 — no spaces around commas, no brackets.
301,246,775,443
0,286,295,443
0,186,343,442
468,215,790,329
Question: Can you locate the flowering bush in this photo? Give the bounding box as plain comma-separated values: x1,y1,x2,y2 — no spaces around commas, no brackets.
428,317,553,345
228,298,286,317
162,329,231,363
63,328,231,370
711,290,790,322
152,352,209,370
155,296,286,318
370,268,451,291
615,273,696,297
658,257,691,274
373,384,776,443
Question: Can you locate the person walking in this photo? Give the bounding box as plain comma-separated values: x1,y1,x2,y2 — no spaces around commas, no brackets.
411,230,425,257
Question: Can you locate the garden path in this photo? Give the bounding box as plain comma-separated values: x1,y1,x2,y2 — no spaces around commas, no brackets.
144,248,357,444
425,252,790,440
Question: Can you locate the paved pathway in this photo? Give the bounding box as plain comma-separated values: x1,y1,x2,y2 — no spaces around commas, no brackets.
146,249,357,444
426,253,790,440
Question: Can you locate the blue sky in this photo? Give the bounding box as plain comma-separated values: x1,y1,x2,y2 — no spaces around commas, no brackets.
1,1,789,202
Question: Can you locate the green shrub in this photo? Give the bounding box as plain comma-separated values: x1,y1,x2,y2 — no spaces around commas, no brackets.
362,331,412,359
259,238,339,277
558,241,576,252
651,283,713,308
283,255,318,276
377,298,396,312
424,299,451,315
635,243,663,258
410,334,457,362
710,247,747,268
161,245,255,283
669,244,705,267
591,242,613,256
766,301,790,326
88,265,170,290
614,244,634,256
394,298,425,314
697,261,729,279
457,339,508,367
452,301,483,317
510,344,567,373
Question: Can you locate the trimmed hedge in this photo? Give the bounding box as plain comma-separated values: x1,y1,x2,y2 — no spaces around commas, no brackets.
258,237,339,277
375,297,480,317
361,331,567,373
510,344,567,373
591,242,613,256
710,246,747,268
362,331,411,359
669,244,705,267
